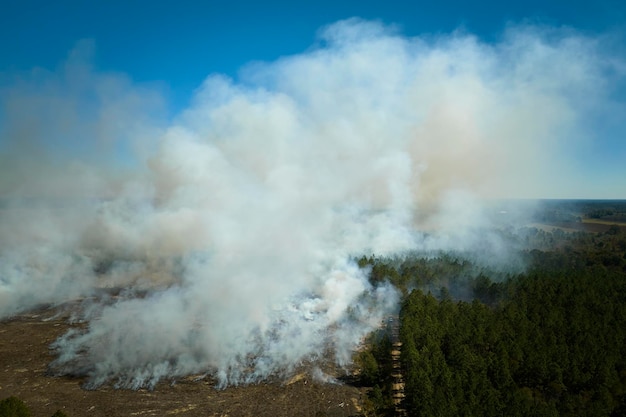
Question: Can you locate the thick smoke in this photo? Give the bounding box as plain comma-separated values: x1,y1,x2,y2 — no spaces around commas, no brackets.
0,20,621,387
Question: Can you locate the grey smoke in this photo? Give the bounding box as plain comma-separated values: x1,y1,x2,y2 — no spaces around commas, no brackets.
0,19,623,388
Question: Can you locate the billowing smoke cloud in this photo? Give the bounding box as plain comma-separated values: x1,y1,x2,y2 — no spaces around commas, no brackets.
0,19,622,388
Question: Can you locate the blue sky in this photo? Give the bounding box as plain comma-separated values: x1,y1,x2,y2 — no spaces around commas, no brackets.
1,0,625,198
3,0,625,110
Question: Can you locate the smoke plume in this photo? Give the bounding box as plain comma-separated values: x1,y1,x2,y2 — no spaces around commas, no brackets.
0,19,622,388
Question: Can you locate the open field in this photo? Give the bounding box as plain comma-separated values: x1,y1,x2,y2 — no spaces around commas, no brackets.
582,218,626,226
521,199,625,233
0,306,365,417
529,220,626,234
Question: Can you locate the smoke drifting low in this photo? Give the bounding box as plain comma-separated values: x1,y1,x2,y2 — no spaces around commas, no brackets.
0,20,621,388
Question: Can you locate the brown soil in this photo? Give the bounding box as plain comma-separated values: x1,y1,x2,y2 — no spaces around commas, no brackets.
0,306,366,417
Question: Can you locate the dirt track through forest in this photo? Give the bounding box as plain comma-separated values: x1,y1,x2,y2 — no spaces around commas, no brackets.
388,317,406,417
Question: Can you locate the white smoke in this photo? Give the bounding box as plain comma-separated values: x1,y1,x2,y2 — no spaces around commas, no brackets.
0,19,623,387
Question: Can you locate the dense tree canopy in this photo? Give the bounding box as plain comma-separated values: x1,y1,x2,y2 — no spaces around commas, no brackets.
359,222,626,417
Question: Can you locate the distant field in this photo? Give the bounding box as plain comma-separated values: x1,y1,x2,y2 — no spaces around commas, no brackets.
530,220,626,234
582,218,626,226
529,199,626,233
578,218,626,233
526,223,582,233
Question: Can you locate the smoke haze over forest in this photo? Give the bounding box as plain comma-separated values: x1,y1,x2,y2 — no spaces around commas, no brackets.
1,18,625,387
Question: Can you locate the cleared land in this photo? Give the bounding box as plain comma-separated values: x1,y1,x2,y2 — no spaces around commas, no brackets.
0,306,365,417
529,219,626,234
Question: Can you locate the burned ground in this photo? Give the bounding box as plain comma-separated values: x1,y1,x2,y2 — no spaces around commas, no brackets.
0,306,366,417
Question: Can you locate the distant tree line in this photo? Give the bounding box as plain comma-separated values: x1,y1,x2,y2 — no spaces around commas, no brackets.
537,200,626,222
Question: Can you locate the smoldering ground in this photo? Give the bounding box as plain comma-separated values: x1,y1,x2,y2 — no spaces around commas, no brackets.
0,19,623,388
